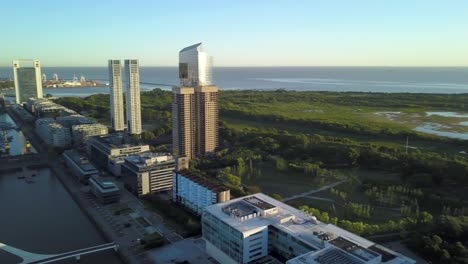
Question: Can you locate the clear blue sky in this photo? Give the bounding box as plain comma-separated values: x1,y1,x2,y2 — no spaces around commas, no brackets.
1,0,467,67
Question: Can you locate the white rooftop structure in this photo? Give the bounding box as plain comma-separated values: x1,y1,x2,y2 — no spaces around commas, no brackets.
124,152,174,169
203,193,416,264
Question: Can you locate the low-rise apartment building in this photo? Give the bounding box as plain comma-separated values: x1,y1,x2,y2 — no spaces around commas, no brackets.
89,175,120,204
86,133,149,174
173,169,230,215
71,123,108,146
62,149,99,182
35,118,71,147
121,152,176,196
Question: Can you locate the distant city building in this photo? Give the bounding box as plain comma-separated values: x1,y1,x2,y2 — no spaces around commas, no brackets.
173,43,219,159
89,175,120,204
173,169,230,214
202,193,416,264
71,123,108,146
87,133,150,173
13,60,43,104
56,114,95,127
26,98,61,117
124,59,142,136
121,152,176,196
10,104,34,122
62,149,99,182
35,118,71,148
26,98,77,118
109,60,125,131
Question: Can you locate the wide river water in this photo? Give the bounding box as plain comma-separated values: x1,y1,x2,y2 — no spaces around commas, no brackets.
0,168,122,264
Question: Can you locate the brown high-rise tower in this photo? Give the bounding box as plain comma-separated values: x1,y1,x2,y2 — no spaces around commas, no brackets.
172,87,195,159
195,85,219,156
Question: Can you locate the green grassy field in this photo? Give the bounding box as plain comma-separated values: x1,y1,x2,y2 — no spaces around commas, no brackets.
241,162,338,197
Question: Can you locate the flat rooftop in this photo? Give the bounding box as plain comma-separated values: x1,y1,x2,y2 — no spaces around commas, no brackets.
89,175,120,193
222,201,258,218
288,247,364,264
90,133,146,149
125,152,174,168
244,196,275,210
63,149,97,173
176,169,229,193
204,193,415,264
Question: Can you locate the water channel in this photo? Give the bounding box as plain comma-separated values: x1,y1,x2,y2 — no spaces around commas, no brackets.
0,112,121,263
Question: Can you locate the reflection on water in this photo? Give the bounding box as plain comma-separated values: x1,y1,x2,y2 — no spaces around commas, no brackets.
426,111,468,118
0,113,36,156
414,123,468,140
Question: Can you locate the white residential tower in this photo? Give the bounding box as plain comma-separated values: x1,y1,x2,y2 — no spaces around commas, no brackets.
124,59,142,136
109,60,125,131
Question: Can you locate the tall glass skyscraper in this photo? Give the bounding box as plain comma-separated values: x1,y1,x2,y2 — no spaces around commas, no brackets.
173,43,218,159
179,43,213,87
124,60,142,136
13,60,43,104
108,60,125,131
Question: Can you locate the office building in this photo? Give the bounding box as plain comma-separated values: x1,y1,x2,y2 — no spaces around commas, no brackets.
13,60,43,104
121,152,176,196
173,169,230,214
173,43,219,159
35,118,71,148
62,149,99,182
89,175,120,204
202,193,416,264
71,123,108,146
87,133,149,173
109,60,125,131
124,59,142,136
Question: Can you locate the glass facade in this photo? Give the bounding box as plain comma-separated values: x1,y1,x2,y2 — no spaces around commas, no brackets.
179,43,213,87
202,210,243,262
13,60,43,104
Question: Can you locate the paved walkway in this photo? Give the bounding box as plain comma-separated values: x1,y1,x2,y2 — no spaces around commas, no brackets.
147,238,218,264
303,196,336,203
282,180,349,202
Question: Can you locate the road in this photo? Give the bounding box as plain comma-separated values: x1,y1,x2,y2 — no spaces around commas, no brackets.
282,180,349,202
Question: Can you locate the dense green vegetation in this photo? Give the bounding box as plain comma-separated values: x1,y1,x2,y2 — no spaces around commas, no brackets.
0,81,14,89
142,194,201,238
56,89,468,262
112,203,134,216
300,205,433,236
141,231,167,250
54,89,172,135
407,214,468,263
